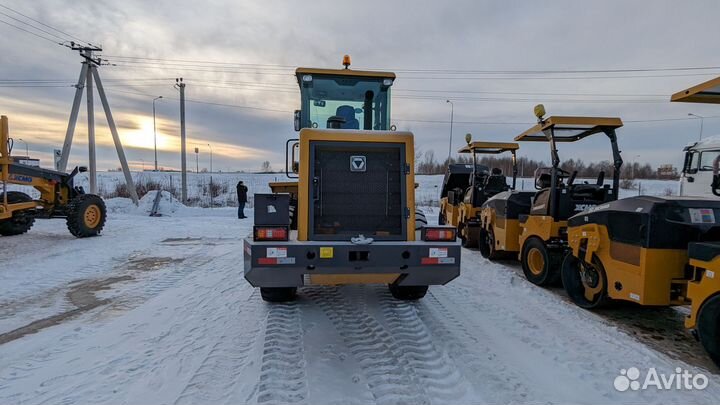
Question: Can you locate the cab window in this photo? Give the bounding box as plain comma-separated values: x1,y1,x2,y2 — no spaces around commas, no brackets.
684,151,699,173
699,150,720,171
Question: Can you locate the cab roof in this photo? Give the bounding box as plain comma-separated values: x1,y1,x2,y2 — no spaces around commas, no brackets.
671,76,720,104
457,141,519,154
514,116,623,142
295,67,396,80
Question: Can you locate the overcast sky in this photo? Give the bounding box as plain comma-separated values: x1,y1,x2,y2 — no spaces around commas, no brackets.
1,0,719,172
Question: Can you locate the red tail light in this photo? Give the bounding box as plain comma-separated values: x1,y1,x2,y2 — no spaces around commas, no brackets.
422,227,457,242
254,226,289,241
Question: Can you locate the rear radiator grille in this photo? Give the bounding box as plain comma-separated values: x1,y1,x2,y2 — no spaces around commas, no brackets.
312,143,405,240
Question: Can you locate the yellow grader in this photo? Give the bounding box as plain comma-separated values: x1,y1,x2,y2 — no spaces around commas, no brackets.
244,56,461,302
0,115,106,238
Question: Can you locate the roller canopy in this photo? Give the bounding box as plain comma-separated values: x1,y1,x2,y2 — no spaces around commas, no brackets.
514,116,623,142
671,76,720,104
458,141,519,154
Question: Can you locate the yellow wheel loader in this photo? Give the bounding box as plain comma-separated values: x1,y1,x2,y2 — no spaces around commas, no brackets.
513,105,624,286
561,77,720,368
243,56,461,302
0,115,106,238
439,138,519,249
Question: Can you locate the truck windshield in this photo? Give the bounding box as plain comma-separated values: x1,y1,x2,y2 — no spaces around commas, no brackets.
299,75,391,130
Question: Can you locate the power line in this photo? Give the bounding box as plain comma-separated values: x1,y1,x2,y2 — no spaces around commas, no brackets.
0,3,91,46
0,18,62,45
0,10,69,42
103,54,720,75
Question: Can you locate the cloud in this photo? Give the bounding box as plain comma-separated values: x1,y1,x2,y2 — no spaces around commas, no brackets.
0,0,719,173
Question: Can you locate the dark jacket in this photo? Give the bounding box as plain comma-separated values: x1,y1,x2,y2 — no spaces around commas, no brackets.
237,183,248,203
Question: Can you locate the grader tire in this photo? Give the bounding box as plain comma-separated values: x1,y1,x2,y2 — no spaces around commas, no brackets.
0,192,36,236
260,287,297,303
697,294,720,368
66,194,107,238
521,237,562,286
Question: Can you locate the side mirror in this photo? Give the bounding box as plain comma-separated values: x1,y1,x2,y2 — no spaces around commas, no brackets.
294,110,301,132
78,166,88,173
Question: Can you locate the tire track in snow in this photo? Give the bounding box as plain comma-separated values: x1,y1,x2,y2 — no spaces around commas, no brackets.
306,286,430,405
254,302,308,405
174,291,263,405
419,290,532,402
374,287,473,404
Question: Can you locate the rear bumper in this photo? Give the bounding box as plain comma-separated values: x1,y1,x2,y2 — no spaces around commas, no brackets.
243,239,461,287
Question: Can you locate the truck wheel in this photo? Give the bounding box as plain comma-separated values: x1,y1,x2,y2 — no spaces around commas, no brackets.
388,284,428,300
697,294,720,368
0,192,36,236
561,254,608,309
415,209,427,230
479,227,499,259
521,237,561,286
66,194,107,238
260,287,297,302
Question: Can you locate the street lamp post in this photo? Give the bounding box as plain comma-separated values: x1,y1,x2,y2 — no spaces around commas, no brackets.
446,100,454,164
688,113,705,141
16,138,28,157
152,96,163,171
207,143,213,174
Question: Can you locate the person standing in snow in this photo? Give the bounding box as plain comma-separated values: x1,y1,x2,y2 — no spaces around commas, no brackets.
237,180,248,219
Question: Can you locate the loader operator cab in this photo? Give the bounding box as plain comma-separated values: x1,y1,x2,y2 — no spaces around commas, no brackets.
515,105,623,220
294,63,394,132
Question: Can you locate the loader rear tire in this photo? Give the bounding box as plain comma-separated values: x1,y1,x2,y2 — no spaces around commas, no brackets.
389,284,428,300
260,287,297,302
697,294,720,368
66,194,106,238
0,192,36,236
521,237,561,286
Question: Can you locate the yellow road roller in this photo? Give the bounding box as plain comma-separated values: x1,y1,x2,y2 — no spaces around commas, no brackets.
561,76,720,367
439,137,520,248
513,105,624,285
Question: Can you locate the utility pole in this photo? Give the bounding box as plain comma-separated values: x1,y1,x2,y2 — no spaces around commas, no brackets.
153,96,163,171
176,78,187,203
58,44,138,204
446,100,454,164
86,50,96,193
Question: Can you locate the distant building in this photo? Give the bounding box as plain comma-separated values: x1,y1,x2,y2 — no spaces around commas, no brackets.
657,164,678,179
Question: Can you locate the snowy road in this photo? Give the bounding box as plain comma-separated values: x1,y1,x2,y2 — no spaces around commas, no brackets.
1,206,720,404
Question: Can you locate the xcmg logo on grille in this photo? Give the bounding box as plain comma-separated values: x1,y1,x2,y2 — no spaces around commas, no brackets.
350,156,366,172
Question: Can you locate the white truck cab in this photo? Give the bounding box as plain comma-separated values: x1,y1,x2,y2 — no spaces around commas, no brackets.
681,135,720,197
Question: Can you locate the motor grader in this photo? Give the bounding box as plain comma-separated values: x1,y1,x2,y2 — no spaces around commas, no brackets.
0,115,106,238
438,136,520,248
559,77,720,367
243,56,461,302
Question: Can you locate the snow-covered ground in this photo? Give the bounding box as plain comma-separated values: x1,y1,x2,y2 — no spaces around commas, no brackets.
8,171,681,208
1,189,719,404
